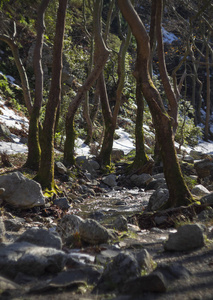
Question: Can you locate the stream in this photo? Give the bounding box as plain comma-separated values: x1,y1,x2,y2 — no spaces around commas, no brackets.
71,187,153,226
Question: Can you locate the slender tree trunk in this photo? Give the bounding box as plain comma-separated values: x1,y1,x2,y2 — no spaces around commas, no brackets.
98,9,131,167
25,0,50,170
155,0,178,133
130,79,150,173
0,34,32,114
205,44,210,140
35,0,67,190
118,0,194,208
63,0,109,166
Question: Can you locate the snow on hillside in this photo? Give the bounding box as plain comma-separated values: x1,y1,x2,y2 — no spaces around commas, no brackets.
0,97,135,156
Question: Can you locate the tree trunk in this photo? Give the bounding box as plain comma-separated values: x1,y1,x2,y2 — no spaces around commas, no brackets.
155,0,178,133
35,0,67,190
63,0,109,166
118,0,194,208
25,0,50,170
0,34,32,114
130,79,150,173
204,43,210,140
98,8,131,167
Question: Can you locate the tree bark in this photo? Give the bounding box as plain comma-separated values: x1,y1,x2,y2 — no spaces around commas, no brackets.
35,0,67,190
0,34,32,114
155,0,178,133
130,79,150,173
98,8,131,167
25,0,50,170
204,42,210,140
118,0,194,208
63,0,109,166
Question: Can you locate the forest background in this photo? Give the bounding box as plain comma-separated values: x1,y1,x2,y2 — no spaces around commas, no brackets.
0,0,212,209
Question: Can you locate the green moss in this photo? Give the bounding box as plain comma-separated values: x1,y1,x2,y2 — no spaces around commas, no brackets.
43,185,60,197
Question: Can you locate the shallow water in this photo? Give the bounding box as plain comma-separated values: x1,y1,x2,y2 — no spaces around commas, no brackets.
72,188,153,225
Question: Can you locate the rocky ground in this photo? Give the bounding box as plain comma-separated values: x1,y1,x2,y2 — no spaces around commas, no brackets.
0,151,213,300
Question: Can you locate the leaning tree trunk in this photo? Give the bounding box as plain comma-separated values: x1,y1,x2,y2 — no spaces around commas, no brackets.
155,0,178,134
25,0,50,170
118,0,194,208
35,0,67,191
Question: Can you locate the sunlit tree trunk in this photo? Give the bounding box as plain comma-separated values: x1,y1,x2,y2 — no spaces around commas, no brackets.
35,0,67,190
25,0,50,170
118,0,194,208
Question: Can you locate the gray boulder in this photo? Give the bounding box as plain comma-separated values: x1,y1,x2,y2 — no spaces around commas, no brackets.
191,184,210,196
76,156,99,177
194,159,213,178
147,188,169,211
16,227,62,250
200,192,213,205
113,215,128,232
0,124,13,141
55,161,67,175
197,207,213,221
123,271,167,293
4,218,25,232
56,214,84,243
79,219,113,245
0,172,45,208
164,224,205,251
155,262,191,282
102,174,117,187
53,197,70,210
0,242,67,278
96,249,153,292
130,173,152,188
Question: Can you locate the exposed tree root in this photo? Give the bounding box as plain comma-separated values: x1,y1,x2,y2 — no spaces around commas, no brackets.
128,203,213,230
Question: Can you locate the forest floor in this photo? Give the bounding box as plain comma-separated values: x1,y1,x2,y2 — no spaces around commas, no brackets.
1,154,213,300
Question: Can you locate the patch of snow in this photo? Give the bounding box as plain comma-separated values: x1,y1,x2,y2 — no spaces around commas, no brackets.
194,142,213,155
0,99,29,132
113,128,134,155
162,28,178,44
6,75,16,83
75,138,90,156
0,141,28,154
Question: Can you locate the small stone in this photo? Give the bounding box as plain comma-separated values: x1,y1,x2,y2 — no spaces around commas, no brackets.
53,197,70,210
113,215,128,231
55,161,67,175
102,174,117,187
4,218,24,232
